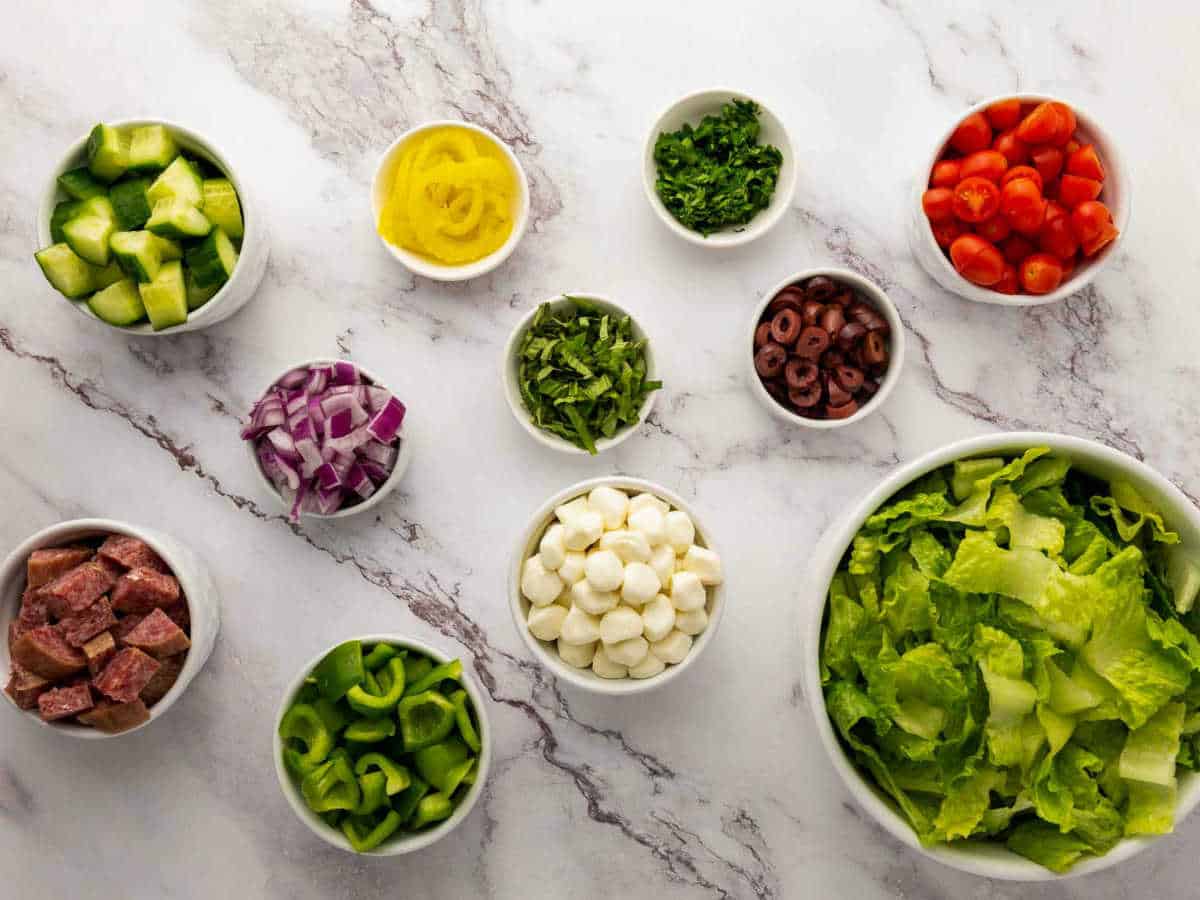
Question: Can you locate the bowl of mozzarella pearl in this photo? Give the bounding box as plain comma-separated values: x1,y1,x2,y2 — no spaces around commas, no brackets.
510,477,725,694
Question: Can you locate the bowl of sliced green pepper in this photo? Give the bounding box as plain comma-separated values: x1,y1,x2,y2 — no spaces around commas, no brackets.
273,635,489,855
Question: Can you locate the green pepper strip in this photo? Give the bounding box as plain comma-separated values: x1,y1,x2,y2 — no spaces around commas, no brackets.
404,655,433,686
300,755,360,813
410,792,454,830
341,810,402,852
344,717,396,743
346,657,406,718
279,703,333,777
312,640,365,702
353,771,389,816
414,737,470,794
354,753,411,796
450,689,482,753
392,774,430,823
312,697,349,734
397,690,457,751
404,659,462,697
460,758,478,787
362,643,399,671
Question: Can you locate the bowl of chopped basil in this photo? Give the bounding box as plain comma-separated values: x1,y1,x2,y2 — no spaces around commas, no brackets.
502,295,662,455
643,88,795,247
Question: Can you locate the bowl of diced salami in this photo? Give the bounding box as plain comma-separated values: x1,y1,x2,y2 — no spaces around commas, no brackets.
0,520,219,737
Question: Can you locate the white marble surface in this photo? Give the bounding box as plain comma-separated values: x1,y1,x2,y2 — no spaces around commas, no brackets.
2,1,1198,897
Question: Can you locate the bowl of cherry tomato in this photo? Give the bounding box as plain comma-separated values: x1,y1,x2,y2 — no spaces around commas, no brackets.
910,94,1129,306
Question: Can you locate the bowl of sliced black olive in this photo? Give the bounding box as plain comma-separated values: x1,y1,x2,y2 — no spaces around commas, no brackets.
747,269,904,428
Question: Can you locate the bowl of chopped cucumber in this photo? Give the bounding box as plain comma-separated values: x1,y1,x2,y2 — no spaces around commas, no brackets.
35,119,268,334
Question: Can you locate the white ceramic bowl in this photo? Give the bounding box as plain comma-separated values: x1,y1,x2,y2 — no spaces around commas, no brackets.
747,268,905,429
36,118,269,334
502,295,659,455
273,634,491,855
643,88,796,248
802,432,1200,880
0,518,220,738
908,94,1130,306
510,476,725,695
370,120,530,282
244,358,413,520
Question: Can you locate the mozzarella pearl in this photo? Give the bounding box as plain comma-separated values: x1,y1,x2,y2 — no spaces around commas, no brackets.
629,651,666,679
629,493,669,517
650,630,692,664
664,510,696,554
606,635,649,667
641,594,676,642
674,606,709,635
563,510,605,551
599,606,643,644
527,604,568,642
628,505,666,546
585,549,624,592
588,486,629,530
521,556,564,607
538,524,567,570
554,496,591,524
557,638,596,668
683,545,723,585
558,551,586,585
591,644,628,679
649,544,676,586
670,570,707,612
560,606,601,645
570,579,618,615
599,529,652,564
621,562,660,608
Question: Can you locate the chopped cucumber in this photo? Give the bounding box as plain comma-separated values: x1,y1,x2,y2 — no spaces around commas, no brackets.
146,198,211,239
91,260,126,290
76,196,115,222
109,177,152,230
85,123,128,183
50,200,83,243
62,215,115,266
186,269,221,310
127,125,178,173
152,235,182,261
185,227,238,288
138,260,188,330
34,244,95,299
201,179,244,239
146,156,203,207
87,278,146,326
110,231,163,283
57,167,107,200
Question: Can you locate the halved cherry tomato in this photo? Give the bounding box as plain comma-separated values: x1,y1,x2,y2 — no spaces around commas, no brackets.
1030,145,1064,184
1001,165,1044,192
1064,138,1081,156
959,150,1008,183
950,113,993,154
994,264,1020,294
1000,178,1047,234
992,130,1029,166
931,218,965,248
922,188,956,223
949,234,1006,286
1071,201,1119,257
952,176,1001,223
1066,144,1105,181
1039,213,1079,260
1059,253,1077,280
984,99,1022,131
1043,200,1068,225
1000,234,1036,264
976,215,1012,243
1057,174,1103,209
1020,253,1065,294
930,159,962,188
1049,103,1076,146
1016,102,1064,145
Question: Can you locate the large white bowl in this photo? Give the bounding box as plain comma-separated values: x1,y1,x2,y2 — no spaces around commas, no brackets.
802,432,1200,880
0,519,221,738
36,118,269,333
273,634,491,855
908,94,1130,307
643,88,796,248
510,476,725,695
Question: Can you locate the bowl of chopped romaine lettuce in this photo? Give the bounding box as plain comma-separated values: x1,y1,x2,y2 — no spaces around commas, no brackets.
804,432,1200,880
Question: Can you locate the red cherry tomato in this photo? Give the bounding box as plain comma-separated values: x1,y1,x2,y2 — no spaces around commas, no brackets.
992,130,1029,166
952,176,1001,223
930,159,962,188
1030,146,1065,184
1064,138,1081,156
1016,102,1064,145
1020,253,1065,294
1049,103,1077,146
950,112,993,154
1000,234,1036,264
1039,213,1079,260
1057,174,1103,209
1066,144,1105,181
931,218,966,248
985,99,1022,131
976,215,1012,244
959,150,1008,183
1043,200,1068,226
1059,253,1077,280
922,188,956,223
1000,178,1047,234
994,264,1020,294
950,234,1006,286
1071,201,1119,257
1001,165,1044,192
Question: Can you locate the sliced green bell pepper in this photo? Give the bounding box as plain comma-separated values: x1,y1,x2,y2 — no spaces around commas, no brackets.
278,703,333,776
312,640,364,702
341,810,402,852
404,659,462,697
392,774,430,824
344,717,396,743
450,689,482,753
346,657,406,718
354,753,411,796
362,643,399,671
312,697,350,734
352,771,389,816
410,792,454,830
397,690,457,751
300,755,360,813
404,655,433,687
414,737,472,794
460,758,478,787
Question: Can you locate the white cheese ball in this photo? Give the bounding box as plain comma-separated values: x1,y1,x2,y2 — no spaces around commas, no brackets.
683,545,723,585
650,630,693,665
629,493,669,517
527,604,568,642
558,551,587,585
621,562,660,608
641,594,676,642
588,486,629,530
563,510,604,551
554,496,591,524
664,510,696,554
670,570,707,612
599,606,644,644
674,606,708,635
591,644,628,679
606,635,649,667
554,590,572,608
560,606,601,645
649,544,676,586
557,638,596,668
538,524,567,570
521,556,564,607
629,651,666,679
599,529,652,564
628,505,666,547
570,579,618,615
584,549,624,592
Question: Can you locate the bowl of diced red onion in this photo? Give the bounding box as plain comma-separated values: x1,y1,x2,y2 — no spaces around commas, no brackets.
240,359,412,521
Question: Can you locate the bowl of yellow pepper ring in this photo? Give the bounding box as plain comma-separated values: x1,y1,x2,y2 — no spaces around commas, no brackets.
273,635,491,855
371,120,530,282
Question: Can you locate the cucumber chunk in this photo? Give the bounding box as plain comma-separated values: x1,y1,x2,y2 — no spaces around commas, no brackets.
110,231,163,283
75,196,116,223
34,244,96,299
146,156,203,207
50,200,83,243
138,260,188,330
146,198,211,239
85,123,128,183
152,235,182,261
91,260,126,290
186,269,222,310
127,125,178,173
63,215,116,266
185,227,239,288
57,167,107,200
201,179,244,239
109,177,152,230
87,278,146,326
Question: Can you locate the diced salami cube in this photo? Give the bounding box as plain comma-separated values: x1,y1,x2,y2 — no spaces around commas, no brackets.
40,561,118,618
77,697,150,733
114,613,147,645
82,631,117,676
122,608,191,659
97,535,168,573
15,587,50,636
57,596,118,647
4,664,51,710
26,545,94,588
139,653,185,706
94,648,161,703
37,682,94,721
161,598,191,633
11,626,87,680
111,567,181,614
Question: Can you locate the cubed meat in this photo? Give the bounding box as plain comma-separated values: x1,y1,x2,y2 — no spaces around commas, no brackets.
57,596,118,647
40,561,118,618
4,665,51,710
122,608,191,659
97,535,168,573
161,599,191,633
15,586,50,635
114,613,147,646
26,545,93,588
82,631,117,676
37,682,94,721
77,698,150,733
111,567,181,614
93,648,161,703
11,626,87,680
139,654,185,706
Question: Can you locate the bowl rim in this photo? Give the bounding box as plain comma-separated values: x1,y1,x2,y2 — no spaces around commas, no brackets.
501,293,659,455
36,117,260,334
801,431,1200,880
508,475,724,695
912,93,1131,307
272,633,492,855
370,119,531,282
642,86,797,248
242,357,413,520
746,268,906,429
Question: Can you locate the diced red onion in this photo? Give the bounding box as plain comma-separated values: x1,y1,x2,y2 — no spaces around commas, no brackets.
307,395,326,429
267,427,301,463
284,392,308,416
364,387,391,412
359,459,391,484
315,462,342,490
320,393,369,428
304,367,329,395
330,451,355,479
297,437,322,479
277,368,309,389
346,464,376,499
314,487,343,515
359,439,398,468
331,361,359,386
367,397,406,444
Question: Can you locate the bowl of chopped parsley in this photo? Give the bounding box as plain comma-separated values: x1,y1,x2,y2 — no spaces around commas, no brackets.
643,89,794,247
502,295,662,455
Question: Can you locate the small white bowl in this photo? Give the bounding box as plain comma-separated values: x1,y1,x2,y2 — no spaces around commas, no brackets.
643,88,796,248
0,518,220,738
502,295,659,455
370,120,530,282
273,634,491,855
802,432,1200,880
908,94,1130,306
36,118,269,334
244,358,413,520
747,268,905,429
509,476,725,695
